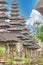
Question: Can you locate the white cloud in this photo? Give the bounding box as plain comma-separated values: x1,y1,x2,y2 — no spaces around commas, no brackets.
26,18,34,25
26,9,43,26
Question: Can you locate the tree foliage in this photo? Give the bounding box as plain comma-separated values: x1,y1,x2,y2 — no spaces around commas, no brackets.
21,58,30,63
39,58,43,63
0,47,6,55
36,25,43,42
33,21,41,33
7,58,14,63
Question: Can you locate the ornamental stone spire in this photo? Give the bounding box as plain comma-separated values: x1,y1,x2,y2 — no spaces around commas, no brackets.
35,0,43,15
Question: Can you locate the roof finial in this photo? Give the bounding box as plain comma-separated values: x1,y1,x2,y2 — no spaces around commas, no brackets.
14,0,16,2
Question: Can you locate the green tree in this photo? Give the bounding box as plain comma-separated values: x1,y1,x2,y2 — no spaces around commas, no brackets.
7,58,14,63
36,25,43,57
33,21,43,57
0,47,6,55
33,21,41,33
21,58,30,63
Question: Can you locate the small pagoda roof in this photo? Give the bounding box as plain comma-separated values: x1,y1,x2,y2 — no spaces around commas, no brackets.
22,40,36,46
23,42,33,46
21,29,30,35
21,30,29,34
0,14,8,19
23,33,30,37
5,32,25,40
24,34,35,39
0,32,19,42
0,33,33,46
10,18,26,24
0,32,29,43
19,36,36,44
10,13,19,16
20,38,36,46
9,21,21,24
0,0,7,4
11,8,19,10
10,23,25,26
27,44,40,49
0,22,10,27
20,15,25,20
23,29,31,33
10,19,25,24
0,32,38,48
7,26,24,30
10,9,19,12
7,27,23,31
0,29,6,32
10,16,19,20
0,7,8,11
9,21,25,26
19,34,36,42
23,28,30,31
12,2,18,5
25,39,35,42
20,38,30,40
20,15,25,21
12,0,18,5
0,13,9,19
12,6,18,8
19,37,35,43
20,36,36,42
23,35,35,40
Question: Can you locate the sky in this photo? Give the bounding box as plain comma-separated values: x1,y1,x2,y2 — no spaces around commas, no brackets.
6,0,39,19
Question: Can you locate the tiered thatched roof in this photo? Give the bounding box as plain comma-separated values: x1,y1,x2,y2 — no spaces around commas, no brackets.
0,0,9,30
7,0,40,49
0,0,40,49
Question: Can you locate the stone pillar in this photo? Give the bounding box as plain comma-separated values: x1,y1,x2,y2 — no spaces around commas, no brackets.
34,50,36,58
27,49,29,58
31,49,33,59
6,43,10,59
35,50,37,58
13,43,16,59
16,41,25,59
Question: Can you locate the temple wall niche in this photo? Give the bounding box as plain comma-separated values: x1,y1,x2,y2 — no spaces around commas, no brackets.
16,42,25,59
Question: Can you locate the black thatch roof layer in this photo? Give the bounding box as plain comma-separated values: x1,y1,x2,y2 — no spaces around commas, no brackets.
0,0,7,4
